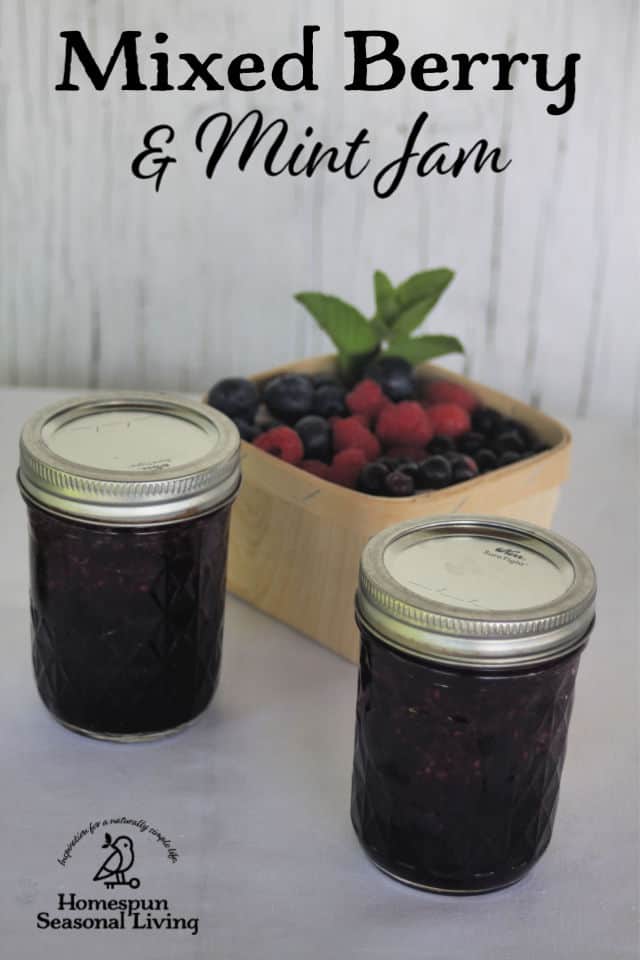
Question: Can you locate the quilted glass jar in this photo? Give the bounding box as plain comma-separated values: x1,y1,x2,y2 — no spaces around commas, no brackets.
351,515,596,894
18,393,241,742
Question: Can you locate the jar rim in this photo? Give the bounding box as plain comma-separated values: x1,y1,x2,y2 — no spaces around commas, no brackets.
18,392,241,524
357,515,597,670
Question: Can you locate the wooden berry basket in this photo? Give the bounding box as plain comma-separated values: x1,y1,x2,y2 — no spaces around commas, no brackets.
226,355,572,663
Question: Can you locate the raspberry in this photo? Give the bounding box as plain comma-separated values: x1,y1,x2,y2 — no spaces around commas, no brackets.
352,413,371,429
300,459,331,479
329,449,367,488
253,426,304,464
376,402,433,448
332,417,381,462
426,403,471,438
385,445,428,462
423,379,478,412
346,379,387,421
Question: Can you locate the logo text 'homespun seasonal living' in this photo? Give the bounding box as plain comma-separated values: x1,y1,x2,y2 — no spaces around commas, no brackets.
36,817,199,935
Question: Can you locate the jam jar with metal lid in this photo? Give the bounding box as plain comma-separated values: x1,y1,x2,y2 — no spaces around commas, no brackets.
351,515,597,894
18,392,241,742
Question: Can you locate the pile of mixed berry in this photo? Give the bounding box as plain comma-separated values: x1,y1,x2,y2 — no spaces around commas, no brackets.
206,357,549,497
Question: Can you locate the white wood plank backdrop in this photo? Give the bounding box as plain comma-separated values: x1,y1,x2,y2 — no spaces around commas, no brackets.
1,0,638,422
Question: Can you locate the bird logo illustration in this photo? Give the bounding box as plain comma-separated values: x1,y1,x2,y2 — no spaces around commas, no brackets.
93,833,140,889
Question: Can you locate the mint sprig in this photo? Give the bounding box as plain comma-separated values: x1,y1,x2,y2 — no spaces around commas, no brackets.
295,268,463,381
293,293,379,378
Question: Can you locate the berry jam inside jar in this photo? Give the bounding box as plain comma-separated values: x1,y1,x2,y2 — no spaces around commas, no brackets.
18,393,241,742
351,515,596,894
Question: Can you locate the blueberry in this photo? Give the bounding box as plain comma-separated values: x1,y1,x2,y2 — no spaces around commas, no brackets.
448,454,479,483
384,469,415,497
498,450,523,467
364,356,416,402
501,418,534,448
452,468,476,484
475,448,498,473
378,456,401,471
493,430,526,455
233,418,260,442
452,463,477,483
427,435,455,455
295,415,332,462
417,455,452,489
398,461,421,483
471,406,503,435
312,384,347,419
312,372,339,388
447,453,469,470
207,377,259,421
457,431,486,455
263,374,314,424
358,461,390,495
531,441,551,454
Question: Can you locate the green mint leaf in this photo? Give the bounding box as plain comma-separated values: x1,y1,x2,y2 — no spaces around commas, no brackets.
373,270,397,331
392,268,455,336
385,334,464,365
295,292,380,357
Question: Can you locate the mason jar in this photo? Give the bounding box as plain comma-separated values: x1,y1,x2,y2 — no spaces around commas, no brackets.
351,515,596,894
18,393,241,742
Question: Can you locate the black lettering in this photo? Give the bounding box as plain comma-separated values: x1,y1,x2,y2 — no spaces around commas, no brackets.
304,145,342,176
344,130,372,178
55,30,145,91
272,25,319,91
416,142,455,176
178,53,224,90
150,32,173,90
532,52,580,115
279,127,314,175
449,139,512,177
491,52,529,90
131,124,177,192
36,912,50,929
345,30,405,91
195,109,288,178
411,53,448,91
373,111,428,199
450,52,490,91
228,53,265,91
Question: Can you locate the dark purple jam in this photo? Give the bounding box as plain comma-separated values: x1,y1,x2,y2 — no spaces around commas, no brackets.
351,626,582,893
26,500,232,739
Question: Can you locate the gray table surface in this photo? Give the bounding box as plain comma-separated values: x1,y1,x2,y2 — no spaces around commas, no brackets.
1,388,638,960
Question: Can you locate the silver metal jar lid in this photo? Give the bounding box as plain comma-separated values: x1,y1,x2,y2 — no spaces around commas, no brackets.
18,392,241,525
357,515,596,669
